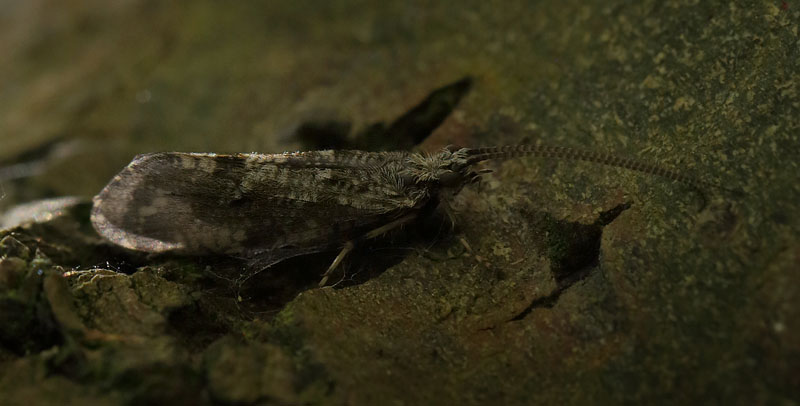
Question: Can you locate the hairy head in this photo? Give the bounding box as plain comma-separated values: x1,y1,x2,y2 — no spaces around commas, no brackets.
401,148,473,187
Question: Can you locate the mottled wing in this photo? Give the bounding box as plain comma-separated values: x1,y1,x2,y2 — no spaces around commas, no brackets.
91,151,420,261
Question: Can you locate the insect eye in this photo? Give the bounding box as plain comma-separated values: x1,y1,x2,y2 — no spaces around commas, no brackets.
438,170,462,187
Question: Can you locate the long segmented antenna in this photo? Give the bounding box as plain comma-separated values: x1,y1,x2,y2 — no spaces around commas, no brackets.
464,144,735,193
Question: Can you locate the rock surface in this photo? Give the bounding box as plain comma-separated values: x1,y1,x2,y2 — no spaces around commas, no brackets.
1,0,798,404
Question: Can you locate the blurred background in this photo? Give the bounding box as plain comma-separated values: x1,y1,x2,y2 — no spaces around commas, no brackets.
1,0,542,209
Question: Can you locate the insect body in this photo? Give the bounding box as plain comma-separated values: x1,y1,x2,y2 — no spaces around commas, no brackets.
91,145,707,285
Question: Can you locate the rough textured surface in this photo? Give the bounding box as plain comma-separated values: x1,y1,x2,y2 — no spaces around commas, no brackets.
1,0,798,405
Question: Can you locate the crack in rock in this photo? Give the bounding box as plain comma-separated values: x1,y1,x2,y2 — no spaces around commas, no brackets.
509,202,630,321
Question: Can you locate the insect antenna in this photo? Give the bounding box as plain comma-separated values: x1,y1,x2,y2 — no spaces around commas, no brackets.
464,144,739,195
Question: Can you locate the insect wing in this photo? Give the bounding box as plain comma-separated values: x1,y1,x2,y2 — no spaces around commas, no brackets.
91,152,411,258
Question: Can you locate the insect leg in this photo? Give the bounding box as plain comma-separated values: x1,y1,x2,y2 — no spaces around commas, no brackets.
438,200,457,231
318,213,419,287
319,241,355,287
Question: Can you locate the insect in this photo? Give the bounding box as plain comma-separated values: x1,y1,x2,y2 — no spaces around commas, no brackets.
91,144,714,286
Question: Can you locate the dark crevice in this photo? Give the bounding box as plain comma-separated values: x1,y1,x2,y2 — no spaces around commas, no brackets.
294,76,473,152
510,290,561,320
508,202,630,322
376,76,473,150
166,303,231,351
293,120,352,151
0,296,63,355
0,137,73,168
509,265,595,321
